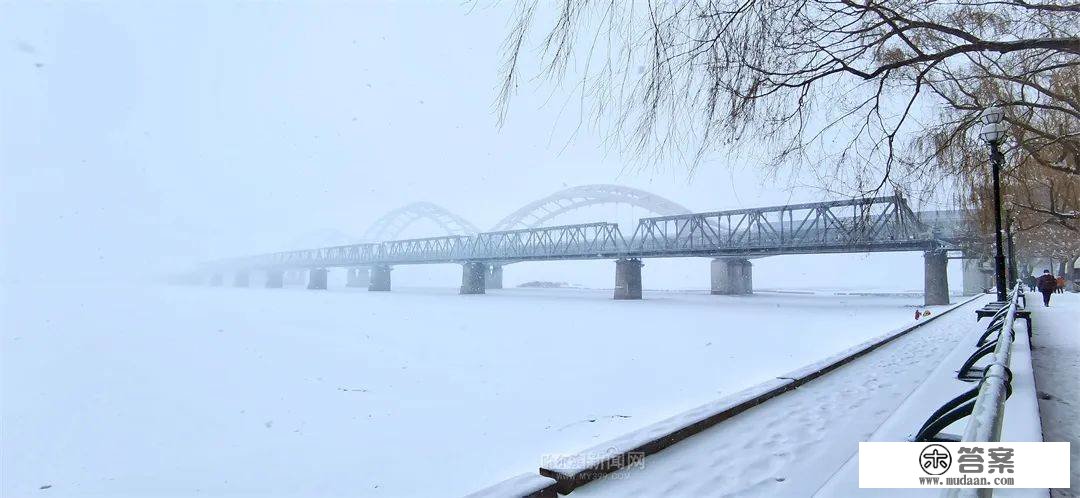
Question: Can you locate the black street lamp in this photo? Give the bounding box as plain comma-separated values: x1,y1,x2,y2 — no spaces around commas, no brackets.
980,105,1009,302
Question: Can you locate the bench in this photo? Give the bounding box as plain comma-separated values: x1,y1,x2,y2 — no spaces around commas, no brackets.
975,306,1032,339
973,288,1026,318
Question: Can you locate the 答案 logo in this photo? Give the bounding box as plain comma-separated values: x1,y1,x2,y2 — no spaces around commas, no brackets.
920,444,953,475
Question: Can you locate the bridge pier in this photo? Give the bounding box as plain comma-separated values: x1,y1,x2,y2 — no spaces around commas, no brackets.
924,251,950,306
614,258,643,300
711,258,753,295
346,267,370,288
210,273,223,286
962,257,990,295
233,271,250,287
307,268,328,290
284,270,305,286
486,264,503,290
369,265,392,292
461,262,487,294
265,269,284,288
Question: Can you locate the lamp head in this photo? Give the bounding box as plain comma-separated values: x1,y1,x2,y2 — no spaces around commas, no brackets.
981,105,1005,125
980,121,1006,144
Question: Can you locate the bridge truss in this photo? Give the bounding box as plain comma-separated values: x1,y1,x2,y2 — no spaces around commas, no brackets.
209,196,939,273
632,196,932,257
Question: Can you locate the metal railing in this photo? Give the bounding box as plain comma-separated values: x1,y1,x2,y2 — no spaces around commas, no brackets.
914,284,1023,444
957,290,1020,443
911,284,1027,497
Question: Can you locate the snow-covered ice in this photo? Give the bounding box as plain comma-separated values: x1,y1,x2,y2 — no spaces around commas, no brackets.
2,283,956,497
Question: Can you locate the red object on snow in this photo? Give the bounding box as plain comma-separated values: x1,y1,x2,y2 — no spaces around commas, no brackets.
914,310,923,320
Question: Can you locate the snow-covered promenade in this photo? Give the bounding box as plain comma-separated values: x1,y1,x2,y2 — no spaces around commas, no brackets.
568,295,990,497
1031,293,1080,497
3,283,956,497
561,293,1078,497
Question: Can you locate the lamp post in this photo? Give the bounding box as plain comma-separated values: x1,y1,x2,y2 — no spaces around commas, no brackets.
1006,209,1018,288
980,105,1008,302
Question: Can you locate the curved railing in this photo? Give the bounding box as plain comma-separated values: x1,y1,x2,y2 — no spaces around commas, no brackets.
914,284,1023,445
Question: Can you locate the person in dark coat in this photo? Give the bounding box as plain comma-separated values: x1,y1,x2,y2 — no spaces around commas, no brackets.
1025,274,1038,292
1036,270,1057,306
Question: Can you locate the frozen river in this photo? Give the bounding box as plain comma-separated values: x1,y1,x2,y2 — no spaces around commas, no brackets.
2,284,955,497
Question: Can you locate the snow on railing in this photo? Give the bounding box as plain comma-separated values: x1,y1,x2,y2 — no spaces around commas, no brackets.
960,297,1020,443
913,284,1024,447
910,283,1026,497
944,285,1025,498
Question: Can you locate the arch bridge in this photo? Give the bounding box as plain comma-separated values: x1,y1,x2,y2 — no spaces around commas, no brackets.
358,185,692,241
334,185,695,289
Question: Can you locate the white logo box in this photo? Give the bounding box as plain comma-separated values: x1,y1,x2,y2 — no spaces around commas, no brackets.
859,442,1070,489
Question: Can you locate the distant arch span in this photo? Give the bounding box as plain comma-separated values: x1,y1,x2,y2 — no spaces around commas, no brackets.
363,202,481,242
490,184,692,231
361,185,691,242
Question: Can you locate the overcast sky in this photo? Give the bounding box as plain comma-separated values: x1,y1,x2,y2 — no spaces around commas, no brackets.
0,1,961,290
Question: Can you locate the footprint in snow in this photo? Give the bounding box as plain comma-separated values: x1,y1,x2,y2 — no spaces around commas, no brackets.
557,415,631,430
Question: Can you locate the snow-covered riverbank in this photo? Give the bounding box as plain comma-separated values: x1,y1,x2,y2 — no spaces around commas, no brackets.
2,284,954,497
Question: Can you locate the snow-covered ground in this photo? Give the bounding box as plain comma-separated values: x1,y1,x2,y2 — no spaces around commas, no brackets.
1030,293,1080,498
2,284,956,497
571,295,987,497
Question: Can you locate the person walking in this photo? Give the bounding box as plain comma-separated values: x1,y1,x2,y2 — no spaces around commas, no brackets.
1036,270,1058,307
1055,275,1066,294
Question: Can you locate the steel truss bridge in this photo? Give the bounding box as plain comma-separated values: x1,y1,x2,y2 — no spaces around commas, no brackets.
209,195,947,271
